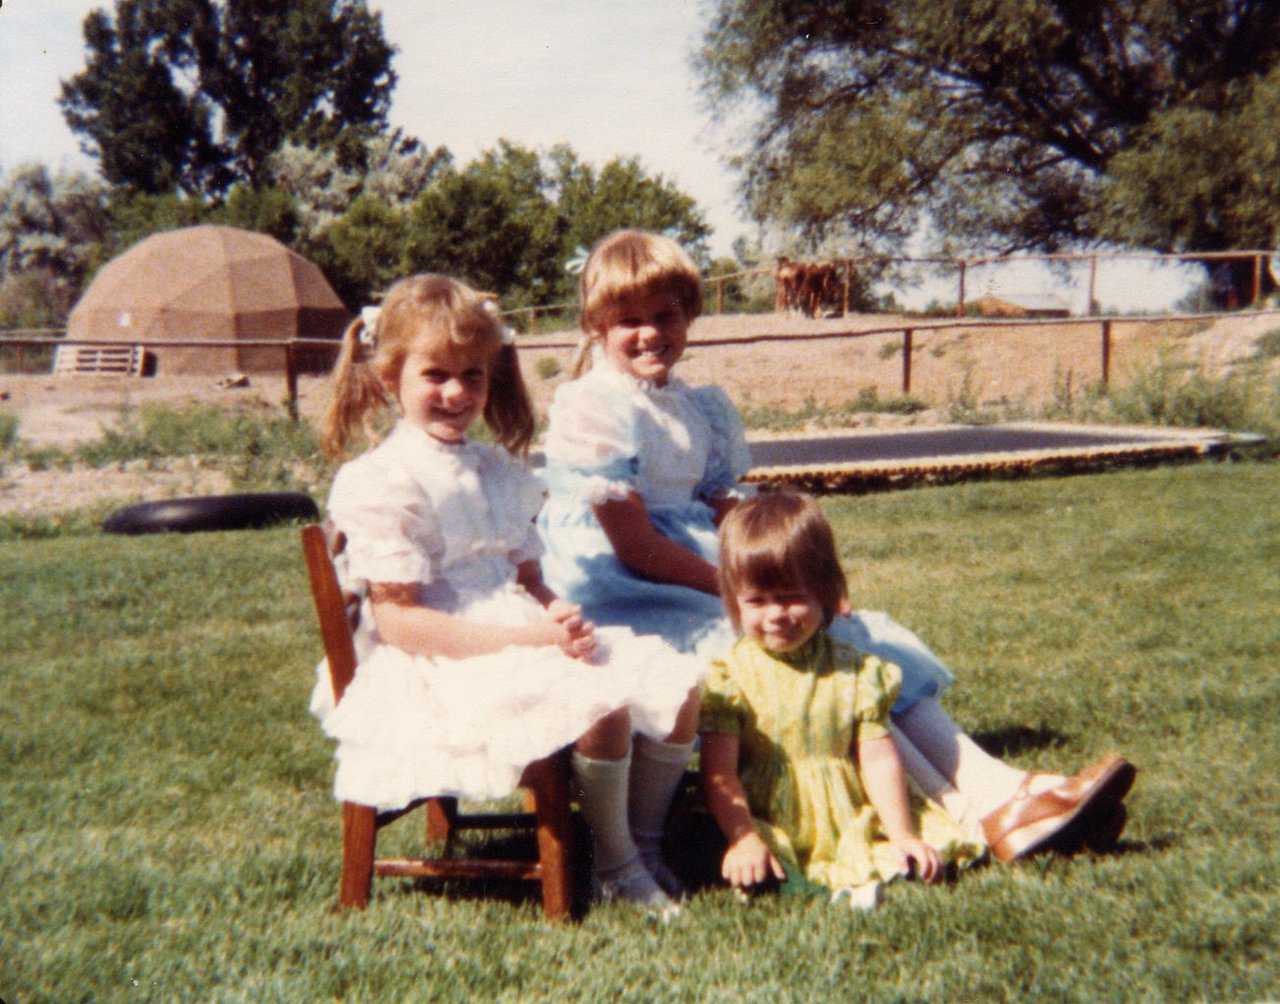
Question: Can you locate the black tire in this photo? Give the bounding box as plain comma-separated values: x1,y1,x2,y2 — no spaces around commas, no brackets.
102,492,319,535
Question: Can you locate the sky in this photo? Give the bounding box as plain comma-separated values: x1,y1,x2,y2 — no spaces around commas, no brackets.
0,0,1200,310
0,1,747,249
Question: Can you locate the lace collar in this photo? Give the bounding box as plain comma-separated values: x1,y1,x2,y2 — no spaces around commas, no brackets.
739,630,827,671
591,346,690,398
389,420,476,460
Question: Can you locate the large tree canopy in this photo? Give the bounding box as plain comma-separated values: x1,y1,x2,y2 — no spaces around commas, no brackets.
60,0,395,198
269,137,712,307
549,144,712,266
698,0,1280,257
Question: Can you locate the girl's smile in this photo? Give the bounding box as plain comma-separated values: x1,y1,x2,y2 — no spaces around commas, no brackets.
395,341,489,444
600,291,690,386
736,586,824,654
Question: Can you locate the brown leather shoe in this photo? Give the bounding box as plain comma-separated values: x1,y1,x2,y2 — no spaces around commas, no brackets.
981,755,1136,863
1082,800,1128,853
1046,798,1130,855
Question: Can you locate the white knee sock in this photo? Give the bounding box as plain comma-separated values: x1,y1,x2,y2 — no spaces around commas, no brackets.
573,748,676,914
629,734,694,894
572,749,639,877
894,697,1027,821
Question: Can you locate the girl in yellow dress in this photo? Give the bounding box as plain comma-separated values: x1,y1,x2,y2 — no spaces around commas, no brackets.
700,492,985,908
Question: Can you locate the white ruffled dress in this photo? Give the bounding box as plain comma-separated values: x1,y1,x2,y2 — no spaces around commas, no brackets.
308,422,705,811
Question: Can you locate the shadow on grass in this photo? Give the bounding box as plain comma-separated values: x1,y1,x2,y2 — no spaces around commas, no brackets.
971,724,1069,759
1107,832,1178,857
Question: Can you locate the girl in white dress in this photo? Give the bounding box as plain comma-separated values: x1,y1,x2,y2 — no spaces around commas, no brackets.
309,274,703,915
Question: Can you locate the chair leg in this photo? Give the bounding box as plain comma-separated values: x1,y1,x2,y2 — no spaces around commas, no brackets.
526,756,574,921
340,801,377,909
426,796,458,846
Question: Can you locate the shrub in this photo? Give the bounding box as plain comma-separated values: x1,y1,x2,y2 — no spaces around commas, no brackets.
0,411,18,453
1040,351,1280,443
1251,327,1280,361
73,401,319,467
853,386,927,414
535,356,562,380
1108,355,1264,431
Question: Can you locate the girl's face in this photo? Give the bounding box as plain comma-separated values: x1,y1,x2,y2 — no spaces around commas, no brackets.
599,289,689,386
735,583,824,654
394,336,489,444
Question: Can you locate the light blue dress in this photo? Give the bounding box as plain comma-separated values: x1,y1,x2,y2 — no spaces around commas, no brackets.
536,360,954,715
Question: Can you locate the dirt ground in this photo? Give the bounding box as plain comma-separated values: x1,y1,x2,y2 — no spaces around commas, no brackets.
2,309,1276,516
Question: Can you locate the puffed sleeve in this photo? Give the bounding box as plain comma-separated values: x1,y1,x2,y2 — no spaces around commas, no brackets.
690,384,754,502
327,452,441,589
699,656,748,736
485,447,547,565
848,648,902,744
541,375,640,504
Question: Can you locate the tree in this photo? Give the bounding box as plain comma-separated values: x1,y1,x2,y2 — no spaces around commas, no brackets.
398,141,711,309
403,142,566,307
1096,64,1280,304
314,193,409,308
304,139,713,310
698,0,1280,261
0,164,111,317
102,191,213,260
267,131,451,235
551,146,712,267
60,0,396,198
216,185,300,245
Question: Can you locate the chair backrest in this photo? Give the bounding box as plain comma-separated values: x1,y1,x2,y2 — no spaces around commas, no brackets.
301,523,359,703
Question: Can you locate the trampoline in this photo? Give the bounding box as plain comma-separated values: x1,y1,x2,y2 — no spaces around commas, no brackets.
745,422,1254,493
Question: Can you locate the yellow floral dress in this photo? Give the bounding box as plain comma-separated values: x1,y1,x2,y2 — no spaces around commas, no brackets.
700,632,985,892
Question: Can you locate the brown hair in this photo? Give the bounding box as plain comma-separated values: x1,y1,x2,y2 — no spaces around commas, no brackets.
571,229,703,377
322,274,535,458
717,491,848,631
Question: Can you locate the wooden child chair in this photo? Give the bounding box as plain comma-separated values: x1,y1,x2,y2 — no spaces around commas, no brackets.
300,523,576,920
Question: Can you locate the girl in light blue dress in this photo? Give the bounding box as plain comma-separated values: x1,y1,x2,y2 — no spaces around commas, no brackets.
537,230,1135,865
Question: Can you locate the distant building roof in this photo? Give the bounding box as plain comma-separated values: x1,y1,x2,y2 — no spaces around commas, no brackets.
975,293,1071,318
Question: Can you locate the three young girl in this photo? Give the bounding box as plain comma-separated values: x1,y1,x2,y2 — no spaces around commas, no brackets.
311,231,1134,917
308,274,701,916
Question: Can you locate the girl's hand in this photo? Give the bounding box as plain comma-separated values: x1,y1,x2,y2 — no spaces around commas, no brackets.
546,599,596,661
891,837,942,884
722,831,785,889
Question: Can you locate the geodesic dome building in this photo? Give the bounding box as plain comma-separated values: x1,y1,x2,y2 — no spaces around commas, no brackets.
66,225,349,375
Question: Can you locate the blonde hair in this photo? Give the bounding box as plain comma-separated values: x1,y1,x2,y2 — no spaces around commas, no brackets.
322,274,534,458
571,229,703,377
718,492,848,632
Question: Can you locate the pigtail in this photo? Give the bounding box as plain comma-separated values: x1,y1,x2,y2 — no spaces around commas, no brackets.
484,341,536,457
322,316,394,459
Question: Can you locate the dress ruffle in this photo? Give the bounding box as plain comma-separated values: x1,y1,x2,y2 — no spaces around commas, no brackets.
312,626,703,811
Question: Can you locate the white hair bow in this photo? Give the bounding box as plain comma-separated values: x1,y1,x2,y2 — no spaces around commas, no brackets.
359,306,381,345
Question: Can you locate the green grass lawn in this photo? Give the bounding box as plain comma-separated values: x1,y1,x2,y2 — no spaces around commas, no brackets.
3,461,1278,1002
